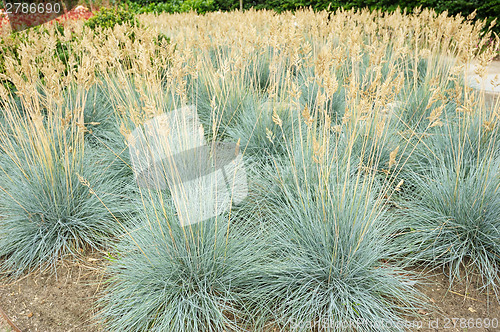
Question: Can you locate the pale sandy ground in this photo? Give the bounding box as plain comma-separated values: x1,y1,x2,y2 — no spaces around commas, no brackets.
440,56,500,104
465,60,500,104
466,60,500,92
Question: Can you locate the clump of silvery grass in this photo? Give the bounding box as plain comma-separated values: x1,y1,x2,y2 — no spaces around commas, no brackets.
225,99,299,162
394,155,500,300
98,71,267,330
0,87,131,278
248,141,426,331
98,189,269,332
192,67,259,142
401,110,500,183
243,45,275,92
394,111,500,299
80,81,135,181
79,83,121,147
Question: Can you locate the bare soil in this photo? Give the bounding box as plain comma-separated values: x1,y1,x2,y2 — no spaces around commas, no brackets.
0,256,106,332
413,268,500,332
0,259,499,332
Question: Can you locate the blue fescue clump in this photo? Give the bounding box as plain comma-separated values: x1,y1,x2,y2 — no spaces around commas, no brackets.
247,155,425,331
393,108,500,297
0,138,131,278
98,191,269,332
0,91,132,278
395,155,500,298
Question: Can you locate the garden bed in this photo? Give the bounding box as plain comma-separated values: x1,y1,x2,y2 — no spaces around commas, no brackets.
1,7,499,332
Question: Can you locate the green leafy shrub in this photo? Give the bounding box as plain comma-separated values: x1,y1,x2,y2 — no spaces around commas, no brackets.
84,6,138,30
179,0,215,13
124,0,183,14
124,0,214,14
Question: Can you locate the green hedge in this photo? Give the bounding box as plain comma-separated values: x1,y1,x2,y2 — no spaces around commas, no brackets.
123,0,215,14
84,6,139,29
